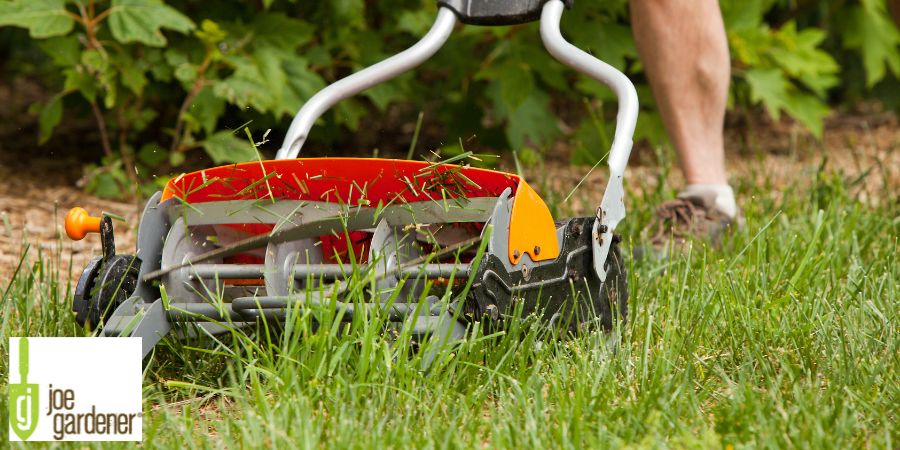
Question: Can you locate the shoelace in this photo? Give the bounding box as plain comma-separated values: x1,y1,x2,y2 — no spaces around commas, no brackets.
648,197,713,243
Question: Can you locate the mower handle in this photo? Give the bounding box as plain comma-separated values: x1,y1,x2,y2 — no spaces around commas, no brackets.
277,9,457,160
276,1,638,277
277,1,637,168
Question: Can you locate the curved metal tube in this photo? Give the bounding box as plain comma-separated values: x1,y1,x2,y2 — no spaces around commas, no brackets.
540,0,638,176
277,8,458,159
540,0,639,281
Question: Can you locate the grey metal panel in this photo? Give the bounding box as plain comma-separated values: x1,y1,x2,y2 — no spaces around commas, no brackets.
104,298,172,359
133,192,168,303
164,198,498,227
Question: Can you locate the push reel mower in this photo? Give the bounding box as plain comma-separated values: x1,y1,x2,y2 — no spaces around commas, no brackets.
65,0,637,359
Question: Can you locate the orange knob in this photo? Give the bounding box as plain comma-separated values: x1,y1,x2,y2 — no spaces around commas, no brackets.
65,207,102,240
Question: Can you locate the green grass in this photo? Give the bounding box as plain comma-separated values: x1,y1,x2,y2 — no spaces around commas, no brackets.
1,158,897,448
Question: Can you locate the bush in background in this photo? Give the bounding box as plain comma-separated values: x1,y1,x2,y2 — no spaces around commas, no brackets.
0,0,898,198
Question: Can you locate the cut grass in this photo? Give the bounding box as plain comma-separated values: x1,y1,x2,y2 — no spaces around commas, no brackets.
1,158,897,448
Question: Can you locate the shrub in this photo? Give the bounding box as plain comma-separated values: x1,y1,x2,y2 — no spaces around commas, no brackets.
0,0,898,198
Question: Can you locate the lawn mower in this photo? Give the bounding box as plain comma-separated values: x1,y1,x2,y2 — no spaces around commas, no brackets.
64,0,637,358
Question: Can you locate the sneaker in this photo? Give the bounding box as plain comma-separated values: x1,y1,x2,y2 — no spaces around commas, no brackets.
636,191,741,259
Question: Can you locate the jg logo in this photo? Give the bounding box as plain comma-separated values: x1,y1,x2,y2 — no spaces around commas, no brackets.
7,337,142,442
9,338,39,440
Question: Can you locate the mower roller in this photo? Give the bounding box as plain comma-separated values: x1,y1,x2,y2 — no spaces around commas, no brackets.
64,0,637,359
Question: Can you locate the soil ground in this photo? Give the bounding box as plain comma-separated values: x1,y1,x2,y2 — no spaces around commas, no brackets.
0,108,897,282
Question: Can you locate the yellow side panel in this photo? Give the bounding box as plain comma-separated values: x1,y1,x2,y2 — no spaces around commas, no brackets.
508,181,560,265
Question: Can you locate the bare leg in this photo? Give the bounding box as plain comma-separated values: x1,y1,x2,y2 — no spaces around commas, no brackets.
630,0,731,187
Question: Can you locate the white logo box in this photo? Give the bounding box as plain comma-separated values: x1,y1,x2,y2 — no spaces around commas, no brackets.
8,337,142,442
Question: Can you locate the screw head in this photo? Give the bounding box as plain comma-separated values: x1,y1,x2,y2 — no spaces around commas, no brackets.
513,249,521,259
534,245,541,255
598,224,609,234
571,223,583,237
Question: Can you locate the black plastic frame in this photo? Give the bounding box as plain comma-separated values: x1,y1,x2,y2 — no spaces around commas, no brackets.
437,0,573,26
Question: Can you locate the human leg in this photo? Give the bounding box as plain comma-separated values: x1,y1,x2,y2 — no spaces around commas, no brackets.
630,0,736,218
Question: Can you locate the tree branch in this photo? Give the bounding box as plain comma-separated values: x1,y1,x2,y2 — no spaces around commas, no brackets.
90,101,113,158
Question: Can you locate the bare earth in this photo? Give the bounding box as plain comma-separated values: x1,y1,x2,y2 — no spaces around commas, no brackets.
0,112,897,283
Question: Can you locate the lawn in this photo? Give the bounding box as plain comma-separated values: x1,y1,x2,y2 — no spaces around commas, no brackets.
1,154,897,448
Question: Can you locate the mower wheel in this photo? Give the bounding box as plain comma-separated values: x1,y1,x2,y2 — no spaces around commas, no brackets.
73,254,141,330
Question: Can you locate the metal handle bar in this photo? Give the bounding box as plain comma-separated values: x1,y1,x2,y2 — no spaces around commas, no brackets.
276,8,457,159
275,1,639,262
278,1,636,168
540,1,637,176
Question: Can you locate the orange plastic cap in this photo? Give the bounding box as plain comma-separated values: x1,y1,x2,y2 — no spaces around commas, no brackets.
65,207,101,241
507,180,560,265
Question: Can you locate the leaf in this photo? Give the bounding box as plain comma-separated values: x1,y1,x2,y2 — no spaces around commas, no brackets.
571,117,608,166
88,172,124,199
491,86,559,150
185,87,225,135
720,0,773,32
334,100,367,131
839,1,900,87
38,94,64,144
108,0,195,47
766,23,838,97
215,45,312,117
479,60,534,110
500,64,534,110
80,49,118,108
365,80,407,112
81,49,109,73
329,0,366,29
745,68,830,137
164,48,199,86
281,58,326,117
252,46,287,104
564,13,636,71
0,0,73,38
745,68,789,121
138,143,167,166
169,151,185,167
64,67,98,102
120,62,148,95
213,54,273,113
782,92,830,138
202,131,258,164
397,10,434,35
251,13,313,50
37,36,81,67
195,19,226,50
634,109,669,148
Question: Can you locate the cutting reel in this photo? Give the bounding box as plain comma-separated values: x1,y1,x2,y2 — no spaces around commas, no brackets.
64,0,636,359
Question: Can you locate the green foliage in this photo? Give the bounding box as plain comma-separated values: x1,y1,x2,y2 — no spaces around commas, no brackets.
0,0,75,38
202,130,259,164
724,1,838,137
0,0,898,198
108,0,195,46
837,0,900,86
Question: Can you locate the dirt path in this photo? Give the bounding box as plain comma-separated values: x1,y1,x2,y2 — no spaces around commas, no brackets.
1,112,896,283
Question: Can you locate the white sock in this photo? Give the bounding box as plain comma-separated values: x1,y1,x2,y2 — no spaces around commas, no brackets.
679,184,737,219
